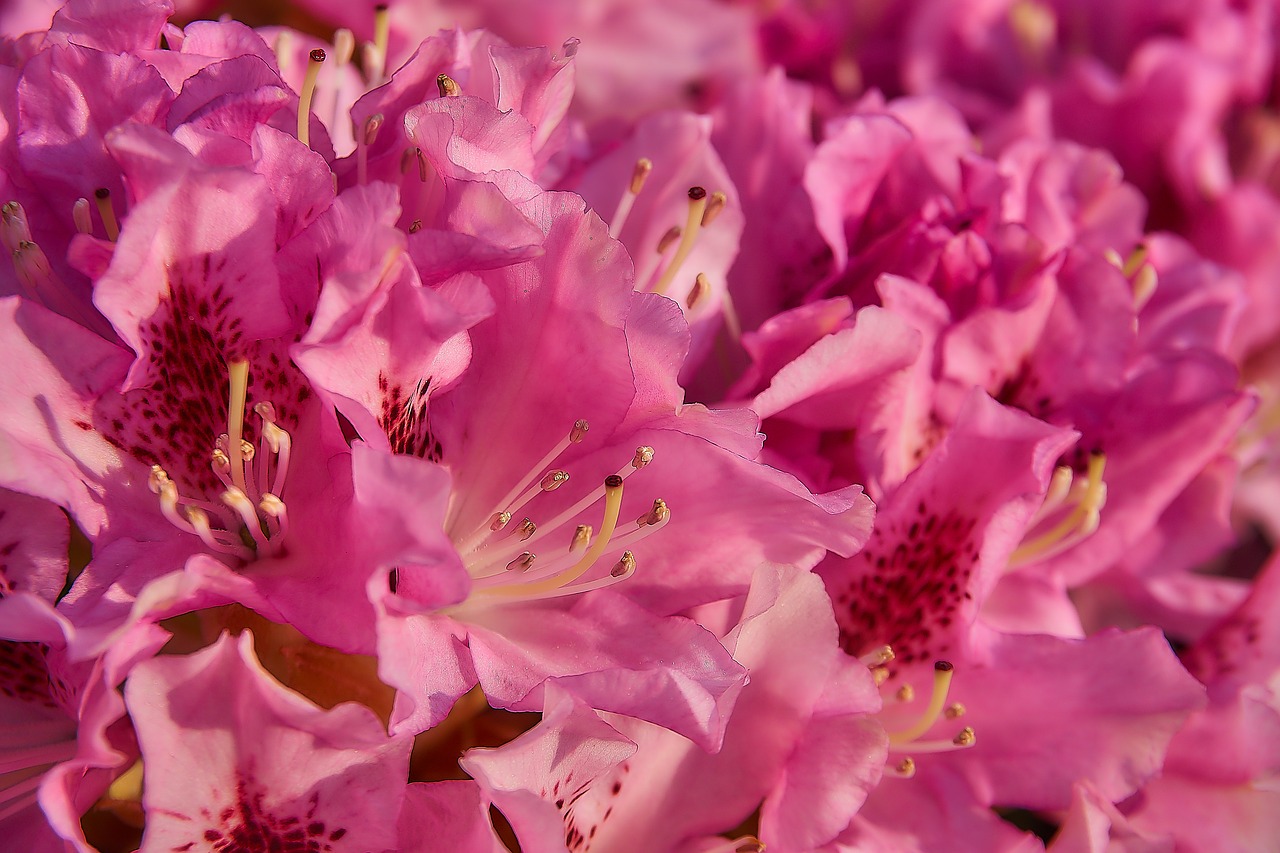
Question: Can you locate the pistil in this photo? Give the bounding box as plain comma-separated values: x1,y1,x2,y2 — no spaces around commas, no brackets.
297,49,326,149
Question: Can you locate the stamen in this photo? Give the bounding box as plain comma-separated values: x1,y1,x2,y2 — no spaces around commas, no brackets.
698,836,764,853
571,419,590,443
610,550,635,578
506,552,536,572
871,666,890,686
149,466,197,535
436,73,461,98
890,757,917,778
945,702,966,719
888,661,955,745
92,189,120,242
413,147,429,182
489,512,513,532
561,37,580,59
368,3,391,85
1009,452,1107,567
570,524,591,552
701,190,727,226
297,49,326,149
651,187,708,296
187,507,252,558
408,219,423,234
900,726,976,754
357,113,384,186
656,225,681,254
476,474,625,598
608,157,652,238
518,518,536,540
12,241,52,297
72,198,92,235
222,487,270,552
1,201,31,251
273,30,294,79
895,684,915,703
631,446,654,469
859,645,895,668
1121,243,1148,279
1132,264,1158,312
637,498,668,527
259,494,289,542
685,272,710,310
332,28,355,65
540,470,570,491
226,359,250,493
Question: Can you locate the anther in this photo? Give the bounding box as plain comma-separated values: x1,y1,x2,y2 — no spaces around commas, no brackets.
871,666,890,686
72,198,92,235
571,524,592,552
652,187,709,296
540,470,570,491
489,511,512,532
518,518,537,540
701,190,727,226
860,645,896,667
1,202,32,255
561,37,580,59
357,113,384,186
637,498,668,527
259,494,286,518
570,419,590,443
611,551,635,578
408,219,422,234
686,272,710,310
437,73,462,97
892,758,916,778
414,147,429,182
363,113,384,146
630,447,654,469
656,226,681,254
945,702,966,719
93,189,119,242
297,49,326,148
506,552,536,572
953,727,976,747
609,158,653,238
895,684,915,703
332,28,355,65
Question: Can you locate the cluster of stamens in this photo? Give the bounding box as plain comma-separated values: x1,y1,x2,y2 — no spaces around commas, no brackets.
149,359,293,561
450,420,669,604
1009,452,1108,568
860,647,975,778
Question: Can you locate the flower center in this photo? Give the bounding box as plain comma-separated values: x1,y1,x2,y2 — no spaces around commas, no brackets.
149,359,293,561
451,420,670,604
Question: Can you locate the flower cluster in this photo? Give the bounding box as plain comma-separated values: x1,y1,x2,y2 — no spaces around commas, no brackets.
0,0,1276,850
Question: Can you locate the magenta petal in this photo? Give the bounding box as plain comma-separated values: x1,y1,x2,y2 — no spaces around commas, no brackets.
465,591,746,752
460,686,636,853
397,781,504,852
127,631,410,853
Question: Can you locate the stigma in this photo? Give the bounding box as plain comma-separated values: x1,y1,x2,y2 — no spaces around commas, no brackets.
150,358,293,561
448,420,669,605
